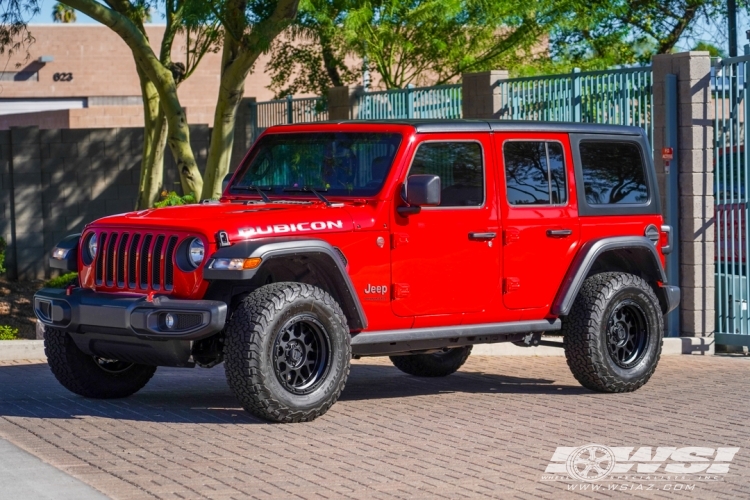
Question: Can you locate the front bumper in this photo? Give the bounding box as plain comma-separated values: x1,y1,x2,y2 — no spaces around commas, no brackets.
34,288,227,341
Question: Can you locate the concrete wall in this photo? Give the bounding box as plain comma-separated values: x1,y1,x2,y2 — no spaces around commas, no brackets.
0,125,209,280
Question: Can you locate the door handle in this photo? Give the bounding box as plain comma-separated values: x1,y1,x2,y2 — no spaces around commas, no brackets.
546,229,573,238
469,232,497,241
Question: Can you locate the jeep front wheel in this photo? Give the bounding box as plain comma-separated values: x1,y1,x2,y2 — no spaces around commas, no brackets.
44,326,156,398
562,272,663,392
223,283,351,423
389,346,472,377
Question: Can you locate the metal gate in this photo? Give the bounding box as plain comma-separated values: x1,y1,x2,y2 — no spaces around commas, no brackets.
714,50,750,347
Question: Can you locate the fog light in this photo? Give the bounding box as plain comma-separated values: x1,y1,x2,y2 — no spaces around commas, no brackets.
165,313,175,329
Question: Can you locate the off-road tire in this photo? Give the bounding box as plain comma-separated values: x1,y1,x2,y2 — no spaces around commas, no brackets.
563,272,663,393
389,346,472,377
44,326,156,398
223,283,351,423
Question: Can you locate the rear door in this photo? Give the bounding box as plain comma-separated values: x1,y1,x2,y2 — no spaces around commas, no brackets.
390,134,501,317
494,133,580,310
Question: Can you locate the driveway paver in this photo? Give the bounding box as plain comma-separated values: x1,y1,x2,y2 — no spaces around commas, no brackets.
0,355,748,499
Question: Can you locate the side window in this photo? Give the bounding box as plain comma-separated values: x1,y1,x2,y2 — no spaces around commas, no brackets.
410,142,484,207
503,141,568,205
579,141,648,205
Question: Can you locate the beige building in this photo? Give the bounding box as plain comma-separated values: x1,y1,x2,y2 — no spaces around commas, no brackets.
0,25,286,129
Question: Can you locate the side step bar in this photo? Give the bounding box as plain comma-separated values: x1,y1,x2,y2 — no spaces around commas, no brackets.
351,319,561,356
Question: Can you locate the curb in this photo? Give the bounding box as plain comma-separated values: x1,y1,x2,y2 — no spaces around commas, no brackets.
0,340,46,361
0,337,716,362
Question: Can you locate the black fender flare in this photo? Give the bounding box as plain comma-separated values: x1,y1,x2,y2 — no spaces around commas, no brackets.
552,236,670,316
203,238,367,331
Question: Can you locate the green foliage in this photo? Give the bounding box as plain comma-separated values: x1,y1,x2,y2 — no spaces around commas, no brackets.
154,191,198,208
693,41,726,58
0,325,19,340
45,272,78,288
52,2,76,22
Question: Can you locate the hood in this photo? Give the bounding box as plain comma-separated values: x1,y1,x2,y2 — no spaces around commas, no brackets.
90,201,356,242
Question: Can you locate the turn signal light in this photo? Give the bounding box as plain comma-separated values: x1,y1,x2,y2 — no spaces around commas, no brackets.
210,257,262,270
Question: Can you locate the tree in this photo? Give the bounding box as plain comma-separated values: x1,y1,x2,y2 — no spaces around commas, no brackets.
268,0,565,94
200,0,301,200
52,2,77,22
547,0,745,70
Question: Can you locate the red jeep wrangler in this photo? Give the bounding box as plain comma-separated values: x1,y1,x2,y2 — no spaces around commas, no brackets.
36,120,679,423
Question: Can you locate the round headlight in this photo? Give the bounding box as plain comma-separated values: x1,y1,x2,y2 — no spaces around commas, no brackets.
88,233,98,259
188,238,205,267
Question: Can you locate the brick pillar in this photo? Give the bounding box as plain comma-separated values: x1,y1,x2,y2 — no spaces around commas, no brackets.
461,70,508,119
9,126,46,280
652,51,714,337
327,86,363,120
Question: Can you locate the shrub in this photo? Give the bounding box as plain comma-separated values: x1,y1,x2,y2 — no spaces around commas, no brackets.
154,191,197,208
45,272,78,288
0,325,19,340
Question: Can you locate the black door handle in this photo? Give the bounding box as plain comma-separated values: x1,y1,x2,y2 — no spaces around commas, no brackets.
469,232,497,241
546,229,573,238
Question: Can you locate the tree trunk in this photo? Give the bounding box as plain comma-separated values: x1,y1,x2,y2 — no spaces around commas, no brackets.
136,69,167,209
202,36,250,200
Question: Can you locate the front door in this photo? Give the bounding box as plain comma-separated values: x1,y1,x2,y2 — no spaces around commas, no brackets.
495,133,580,310
390,135,500,317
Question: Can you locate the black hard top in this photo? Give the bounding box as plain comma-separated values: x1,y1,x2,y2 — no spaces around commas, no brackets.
306,119,645,136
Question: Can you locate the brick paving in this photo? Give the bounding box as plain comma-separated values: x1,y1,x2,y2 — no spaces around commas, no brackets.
0,355,748,499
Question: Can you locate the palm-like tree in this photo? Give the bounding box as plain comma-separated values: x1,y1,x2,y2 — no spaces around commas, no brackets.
52,3,77,23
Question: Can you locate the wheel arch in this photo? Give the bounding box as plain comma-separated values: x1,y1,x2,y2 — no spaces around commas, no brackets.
203,238,367,331
552,237,670,316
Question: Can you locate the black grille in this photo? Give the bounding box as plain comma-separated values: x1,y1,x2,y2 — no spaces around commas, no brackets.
164,236,178,291
152,235,165,290
128,234,141,288
117,233,129,287
139,234,153,289
95,233,107,285
93,231,182,292
176,313,203,330
105,232,118,287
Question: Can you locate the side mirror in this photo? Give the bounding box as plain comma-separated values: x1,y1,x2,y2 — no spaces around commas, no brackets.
222,173,234,192
398,174,441,216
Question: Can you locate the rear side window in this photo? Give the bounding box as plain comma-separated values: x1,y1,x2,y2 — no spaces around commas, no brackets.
503,141,567,205
410,142,484,207
579,141,648,205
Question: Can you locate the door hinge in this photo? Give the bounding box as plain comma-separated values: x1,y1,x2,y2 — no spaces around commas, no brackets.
393,283,410,299
504,228,520,245
504,277,521,293
391,233,409,249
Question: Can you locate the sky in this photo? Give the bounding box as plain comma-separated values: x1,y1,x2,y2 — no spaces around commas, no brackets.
24,0,750,57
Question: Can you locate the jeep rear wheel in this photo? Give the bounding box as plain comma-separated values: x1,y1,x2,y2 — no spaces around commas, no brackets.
223,283,351,423
389,346,472,377
44,326,156,398
562,272,663,392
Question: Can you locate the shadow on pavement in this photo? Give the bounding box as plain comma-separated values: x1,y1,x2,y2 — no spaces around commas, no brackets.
0,361,588,424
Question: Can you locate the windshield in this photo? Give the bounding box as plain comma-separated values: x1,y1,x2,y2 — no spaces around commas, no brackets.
229,132,402,198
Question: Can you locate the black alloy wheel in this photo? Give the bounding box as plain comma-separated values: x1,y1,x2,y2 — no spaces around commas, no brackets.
605,301,649,369
273,315,331,395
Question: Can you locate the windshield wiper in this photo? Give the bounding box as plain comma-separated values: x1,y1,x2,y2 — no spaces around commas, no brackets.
282,186,332,206
231,185,271,203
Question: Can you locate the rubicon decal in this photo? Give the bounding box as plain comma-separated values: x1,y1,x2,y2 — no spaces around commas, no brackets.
239,220,344,238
